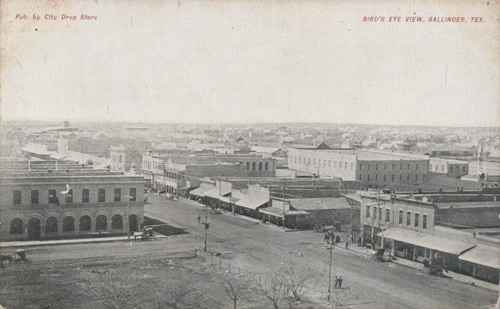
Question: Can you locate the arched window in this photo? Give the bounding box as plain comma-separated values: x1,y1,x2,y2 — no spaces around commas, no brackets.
63,217,75,232
96,215,107,231
79,216,91,231
111,215,123,230
10,218,24,234
45,217,58,233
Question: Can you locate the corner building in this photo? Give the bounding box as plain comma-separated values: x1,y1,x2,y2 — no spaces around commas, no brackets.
0,160,145,241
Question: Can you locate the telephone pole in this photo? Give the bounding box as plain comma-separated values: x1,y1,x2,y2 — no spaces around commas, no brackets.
282,177,286,230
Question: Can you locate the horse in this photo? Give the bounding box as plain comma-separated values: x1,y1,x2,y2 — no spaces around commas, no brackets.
0,254,13,267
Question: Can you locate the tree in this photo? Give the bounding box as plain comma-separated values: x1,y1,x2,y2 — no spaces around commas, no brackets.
223,279,242,309
81,271,141,309
256,272,288,309
279,261,314,302
161,278,200,309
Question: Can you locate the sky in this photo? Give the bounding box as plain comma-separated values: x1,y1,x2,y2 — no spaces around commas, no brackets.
1,0,499,127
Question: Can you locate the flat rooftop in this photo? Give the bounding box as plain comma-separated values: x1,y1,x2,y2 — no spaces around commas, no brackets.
355,150,429,161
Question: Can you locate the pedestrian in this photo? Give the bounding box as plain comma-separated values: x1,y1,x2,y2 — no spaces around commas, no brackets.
338,275,343,288
324,232,329,243
345,241,349,249
334,276,338,288
197,215,201,223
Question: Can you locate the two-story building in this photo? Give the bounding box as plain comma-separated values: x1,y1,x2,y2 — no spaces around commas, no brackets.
0,159,144,241
288,145,429,189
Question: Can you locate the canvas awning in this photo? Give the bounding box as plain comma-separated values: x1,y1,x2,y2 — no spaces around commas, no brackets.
458,244,500,270
204,187,232,199
377,228,476,255
190,186,212,197
236,198,269,210
259,207,309,218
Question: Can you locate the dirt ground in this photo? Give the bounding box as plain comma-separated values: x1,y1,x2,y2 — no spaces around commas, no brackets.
0,245,331,309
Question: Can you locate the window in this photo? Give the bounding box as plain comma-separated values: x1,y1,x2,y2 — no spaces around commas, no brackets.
366,206,370,218
48,189,58,204
423,214,427,229
129,188,136,201
392,164,395,170
10,218,23,235
430,164,433,170
13,190,21,205
359,163,363,170
351,163,353,170
324,160,326,166
345,162,348,169
400,174,403,181
314,159,316,165
450,166,453,172
98,188,106,202
384,164,387,170
299,157,302,164
383,175,386,182
416,163,419,170
252,162,256,171
375,175,378,181
462,166,466,173
328,161,331,167
399,210,403,224
265,162,269,170
407,211,411,226
415,213,419,227
415,175,418,181
259,162,262,171
378,207,382,221
119,155,122,163
368,164,370,170
422,174,426,181
246,162,249,170
367,175,370,181
441,165,444,172
82,189,90,203
385,209,390,222
65,189,73,204
31,190,39,205
400,163,403,170
407,164,410,170
392,174,395,181
359,174,362,181
373,207,377,219
114,188,121,202
339,161,342,168
407,174,410,181
376,164,378,170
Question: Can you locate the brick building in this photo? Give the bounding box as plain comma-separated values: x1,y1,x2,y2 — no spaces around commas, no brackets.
288,145,429,188
0,160,144,241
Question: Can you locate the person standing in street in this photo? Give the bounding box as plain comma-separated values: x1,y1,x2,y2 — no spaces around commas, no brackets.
197,215,201,223
338,275,343,288
334,276,338,288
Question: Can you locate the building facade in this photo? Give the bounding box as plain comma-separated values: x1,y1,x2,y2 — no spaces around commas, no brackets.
429,157,469,178
0,161,145,241
288,146,429,188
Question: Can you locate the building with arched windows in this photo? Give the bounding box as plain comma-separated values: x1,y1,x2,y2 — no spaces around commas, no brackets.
0,159,144,241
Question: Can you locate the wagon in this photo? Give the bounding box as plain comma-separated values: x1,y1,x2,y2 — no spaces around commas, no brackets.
133,226,155,241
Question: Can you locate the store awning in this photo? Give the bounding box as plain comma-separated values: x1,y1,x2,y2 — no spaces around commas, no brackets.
378,228,476,255
190,186,212,197
259,207,309,218
236,198,269,210
458,244,500,270
204,187,231,199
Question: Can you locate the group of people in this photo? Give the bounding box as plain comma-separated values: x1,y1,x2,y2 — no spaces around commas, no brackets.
333,275,343,289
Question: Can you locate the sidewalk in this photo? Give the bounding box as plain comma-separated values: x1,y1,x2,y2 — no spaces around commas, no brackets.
0,234,167,250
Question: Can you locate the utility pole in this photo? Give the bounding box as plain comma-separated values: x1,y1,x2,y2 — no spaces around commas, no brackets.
327,243,333,303
282,177,286,230
218,167,221,211
204,203,208,252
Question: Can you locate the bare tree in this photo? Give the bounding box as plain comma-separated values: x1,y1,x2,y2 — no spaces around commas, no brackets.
157,278,200,309
223,279,242,309
279,261,314,301
81,271,141,309
256,272,288,309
